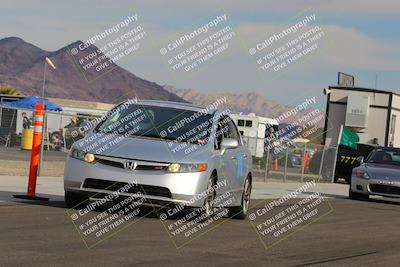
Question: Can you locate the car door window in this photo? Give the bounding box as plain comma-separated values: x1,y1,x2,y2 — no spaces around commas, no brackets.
215,122,223,150
226,118,241,145
215,116,241,149
215,116,229,149
221,119,230,139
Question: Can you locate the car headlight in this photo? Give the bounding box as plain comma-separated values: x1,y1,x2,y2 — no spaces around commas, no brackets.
166,163,208,173
355,169,370,179
69,147,96,163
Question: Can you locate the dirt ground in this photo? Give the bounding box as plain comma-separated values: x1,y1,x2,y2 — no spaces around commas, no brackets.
0,148,66,176
0,159,65,176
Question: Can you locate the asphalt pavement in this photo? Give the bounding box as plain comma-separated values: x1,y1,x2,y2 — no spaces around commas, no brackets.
1,177,400,266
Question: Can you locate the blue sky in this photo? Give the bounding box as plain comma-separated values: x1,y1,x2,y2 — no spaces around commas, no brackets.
1,0,399,109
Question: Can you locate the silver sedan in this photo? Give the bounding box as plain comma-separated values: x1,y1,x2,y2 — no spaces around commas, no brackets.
64,100,252,219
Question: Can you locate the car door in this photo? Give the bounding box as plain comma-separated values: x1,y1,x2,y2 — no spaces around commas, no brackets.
214,116,245,200
225,117,247,195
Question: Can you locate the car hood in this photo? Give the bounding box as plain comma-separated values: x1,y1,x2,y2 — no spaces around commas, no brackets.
364,163,400,180
75,132,211,163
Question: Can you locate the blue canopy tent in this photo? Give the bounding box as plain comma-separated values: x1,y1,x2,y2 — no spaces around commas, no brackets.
0,96,62,111
0,96,62,147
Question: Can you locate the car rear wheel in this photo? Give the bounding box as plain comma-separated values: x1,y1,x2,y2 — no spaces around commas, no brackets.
348,188,369,201
65,191,89,209
228,176,251,220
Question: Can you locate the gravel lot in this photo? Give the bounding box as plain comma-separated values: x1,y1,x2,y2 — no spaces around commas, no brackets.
0,159,65,176
0,148,66,176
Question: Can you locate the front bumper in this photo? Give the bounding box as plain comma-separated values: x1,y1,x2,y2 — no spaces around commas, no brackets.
64,156,211,207
351,176,400,198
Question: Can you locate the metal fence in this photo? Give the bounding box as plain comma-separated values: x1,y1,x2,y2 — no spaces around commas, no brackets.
0,106,338,182
0,106,100,177
0,106,100,151
241,136,338,183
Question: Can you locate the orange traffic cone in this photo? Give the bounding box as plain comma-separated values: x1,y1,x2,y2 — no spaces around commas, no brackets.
304,153,309,170
273,159,279,171
14,101,49,201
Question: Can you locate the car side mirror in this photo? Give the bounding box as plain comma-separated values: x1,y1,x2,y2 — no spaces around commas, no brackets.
220,138,239,155
357,156,364,164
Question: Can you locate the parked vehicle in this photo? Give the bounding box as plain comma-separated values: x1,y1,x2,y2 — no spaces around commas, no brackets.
277,153,302,168
309,143,377,183
349,147,400,200
230,113,279,158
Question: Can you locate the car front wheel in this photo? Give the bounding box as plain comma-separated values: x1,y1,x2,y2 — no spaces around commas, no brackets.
348,188,369,201
203,175,216,217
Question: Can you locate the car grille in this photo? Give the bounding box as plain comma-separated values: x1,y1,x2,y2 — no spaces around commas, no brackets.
96,158,167,171
82,178,172,198
369,184,400,196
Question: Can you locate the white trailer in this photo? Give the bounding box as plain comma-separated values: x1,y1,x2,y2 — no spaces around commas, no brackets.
230,113,279,158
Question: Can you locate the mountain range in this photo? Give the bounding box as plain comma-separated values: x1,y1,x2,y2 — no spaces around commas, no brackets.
164,86,324,127
0,37,185,103
0,37,323,127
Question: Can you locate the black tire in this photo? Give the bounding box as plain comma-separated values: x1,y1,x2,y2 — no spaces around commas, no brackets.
333,175,339,183
228,176,252,220
348,188,369,201
203,174,217,217
65,191,89,208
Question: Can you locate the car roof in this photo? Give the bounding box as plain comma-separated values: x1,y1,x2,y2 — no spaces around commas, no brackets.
119,99,217,115
374,147,400,151
357,143,380,148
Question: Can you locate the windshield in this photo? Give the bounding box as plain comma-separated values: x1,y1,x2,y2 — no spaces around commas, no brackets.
366,149,400,166
95,103,214,144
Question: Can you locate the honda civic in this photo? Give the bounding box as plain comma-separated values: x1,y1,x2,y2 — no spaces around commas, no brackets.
64,100,253,219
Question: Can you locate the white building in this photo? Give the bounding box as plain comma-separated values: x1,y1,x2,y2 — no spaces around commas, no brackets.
323,86,400,147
